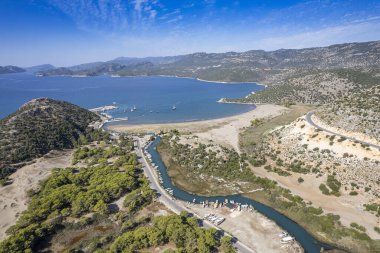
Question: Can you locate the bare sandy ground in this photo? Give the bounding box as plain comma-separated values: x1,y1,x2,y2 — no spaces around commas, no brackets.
252,167,380,240
258,116,380,239
0,150,73,241
109,104,289,153
184,202,302,253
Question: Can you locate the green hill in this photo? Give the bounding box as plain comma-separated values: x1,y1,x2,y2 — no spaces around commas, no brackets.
0,98,100,183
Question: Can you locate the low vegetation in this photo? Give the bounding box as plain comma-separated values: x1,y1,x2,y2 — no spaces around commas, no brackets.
364,203,380,216
158,131,278,194
319,175,341,196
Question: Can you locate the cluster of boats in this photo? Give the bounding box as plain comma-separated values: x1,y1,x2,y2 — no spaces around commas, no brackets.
203,213,225,225
279,232,295,244
143,143,164,185
95,102,177,120
150,162,164,184
197,199,256,212
126,105,137,112
124,104,176,113
165,188,174,195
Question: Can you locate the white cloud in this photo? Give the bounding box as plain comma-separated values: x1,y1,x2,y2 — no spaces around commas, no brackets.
46,0,160,34
249,20,380,51
133,0,147,19
150,10,157,19
47,0,130,33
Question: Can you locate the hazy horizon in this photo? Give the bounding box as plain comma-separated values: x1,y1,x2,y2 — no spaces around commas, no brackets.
1,0,380,67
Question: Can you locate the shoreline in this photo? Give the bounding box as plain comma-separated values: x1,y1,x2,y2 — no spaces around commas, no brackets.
36,72,268,86
104,103,257,129
108,104,288,153
217,97,256,105
107,104,285,133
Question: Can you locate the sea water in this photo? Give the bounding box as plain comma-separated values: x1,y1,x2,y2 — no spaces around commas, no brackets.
0,73,262,123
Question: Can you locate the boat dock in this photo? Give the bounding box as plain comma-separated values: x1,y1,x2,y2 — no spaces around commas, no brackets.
90,105,118,112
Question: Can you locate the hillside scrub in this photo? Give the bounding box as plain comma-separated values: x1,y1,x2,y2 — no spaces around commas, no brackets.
0,98,103,183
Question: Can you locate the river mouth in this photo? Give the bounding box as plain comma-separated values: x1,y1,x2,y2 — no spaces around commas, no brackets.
146,136,335,253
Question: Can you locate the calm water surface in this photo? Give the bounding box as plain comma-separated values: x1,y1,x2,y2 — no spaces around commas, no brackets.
0,73,261,122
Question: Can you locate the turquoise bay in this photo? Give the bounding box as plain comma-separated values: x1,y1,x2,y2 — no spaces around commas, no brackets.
0,73,262,123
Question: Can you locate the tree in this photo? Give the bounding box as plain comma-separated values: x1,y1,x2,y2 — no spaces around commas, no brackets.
221,236,236,253
93,200,109,215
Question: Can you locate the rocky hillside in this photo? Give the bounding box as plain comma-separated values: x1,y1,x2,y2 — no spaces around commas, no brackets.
0,66,25,75
0,98,100,182
236,69,379,103
233,69,380,138
316,86,380,141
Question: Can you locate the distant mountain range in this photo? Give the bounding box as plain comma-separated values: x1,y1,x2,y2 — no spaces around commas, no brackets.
0,64,55,75
35,40,380,82
25,64,55,73
0,66,25,74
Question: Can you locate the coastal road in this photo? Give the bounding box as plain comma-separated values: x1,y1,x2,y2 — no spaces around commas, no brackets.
305,111,380,150
135,137,256,253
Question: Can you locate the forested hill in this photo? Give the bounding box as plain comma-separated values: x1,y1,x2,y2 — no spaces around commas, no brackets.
0,98,101,183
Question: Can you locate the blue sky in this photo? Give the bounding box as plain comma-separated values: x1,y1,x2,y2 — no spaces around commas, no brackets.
1,0,380,66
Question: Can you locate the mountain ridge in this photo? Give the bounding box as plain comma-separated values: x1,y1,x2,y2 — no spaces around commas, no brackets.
37,40,380,82
0,66,25,75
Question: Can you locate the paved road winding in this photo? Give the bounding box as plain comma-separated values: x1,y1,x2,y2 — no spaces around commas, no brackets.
135,138,255,253
305,112,380,150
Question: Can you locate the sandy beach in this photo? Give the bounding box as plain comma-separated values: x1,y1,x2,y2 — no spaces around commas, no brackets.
109,104,289,152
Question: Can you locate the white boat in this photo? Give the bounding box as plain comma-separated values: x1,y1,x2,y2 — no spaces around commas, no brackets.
280,236,294,244
172,105,176,110
133,105,137,110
